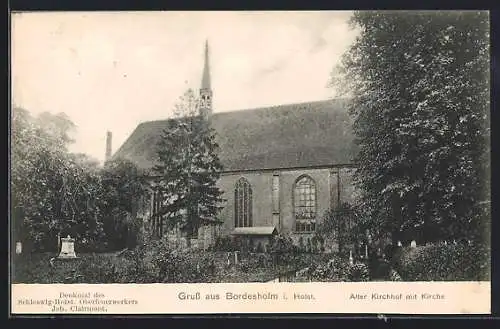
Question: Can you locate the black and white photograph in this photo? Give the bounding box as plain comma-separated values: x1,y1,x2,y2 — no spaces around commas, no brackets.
11,10,490,289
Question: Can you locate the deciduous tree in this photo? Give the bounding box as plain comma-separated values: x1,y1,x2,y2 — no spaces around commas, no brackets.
333,11,490,244
11,107,105,251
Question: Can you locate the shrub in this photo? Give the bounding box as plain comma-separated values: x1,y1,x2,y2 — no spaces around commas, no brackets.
389,269,402,281
213,235,241,252
384,244,401,263
180,251,217,282
298,237,304,252
348,263,370,282
12,253,62,283
268,234,297,266
213,236,230,251
115,239,206,283
308,255,369,282
369,258,391,280
77,256,119,283
306,238,313,253
394,242,490,281
310,235,320,253
316,203,362,253
115,243,158,283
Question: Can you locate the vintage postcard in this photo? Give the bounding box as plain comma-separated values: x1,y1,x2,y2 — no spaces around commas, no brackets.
10,10,491,315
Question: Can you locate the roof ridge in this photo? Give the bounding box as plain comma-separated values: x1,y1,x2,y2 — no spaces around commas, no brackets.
212,98,346,116
137,98,348,126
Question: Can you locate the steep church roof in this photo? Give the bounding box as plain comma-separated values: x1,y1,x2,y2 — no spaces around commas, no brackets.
112,98,358,173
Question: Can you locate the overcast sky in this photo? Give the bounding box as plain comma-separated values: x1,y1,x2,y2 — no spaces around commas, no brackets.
12,11,358,163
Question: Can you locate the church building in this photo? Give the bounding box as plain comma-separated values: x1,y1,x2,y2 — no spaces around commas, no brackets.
112,42,359,250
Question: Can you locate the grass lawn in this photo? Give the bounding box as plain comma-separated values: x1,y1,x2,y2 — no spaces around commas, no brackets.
11,252,127,283
11,251,331,283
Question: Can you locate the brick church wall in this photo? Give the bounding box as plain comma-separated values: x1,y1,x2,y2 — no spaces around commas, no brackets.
216,166,357,238
140,166,357,248
217,172,274,235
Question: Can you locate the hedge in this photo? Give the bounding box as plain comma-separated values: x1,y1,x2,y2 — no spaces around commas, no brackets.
307,255,370,282
392,242,489,281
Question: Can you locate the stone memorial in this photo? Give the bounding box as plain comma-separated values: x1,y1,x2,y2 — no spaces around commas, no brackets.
58,235,78,259
410,240,417,248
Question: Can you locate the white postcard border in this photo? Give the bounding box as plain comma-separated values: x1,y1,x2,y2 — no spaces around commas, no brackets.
11,281,491,315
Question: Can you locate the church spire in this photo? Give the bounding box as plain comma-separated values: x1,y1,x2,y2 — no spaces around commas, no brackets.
201,40,211,91
199,39,213,121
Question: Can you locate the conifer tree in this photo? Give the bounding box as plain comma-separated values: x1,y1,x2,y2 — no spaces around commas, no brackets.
153,89,224,237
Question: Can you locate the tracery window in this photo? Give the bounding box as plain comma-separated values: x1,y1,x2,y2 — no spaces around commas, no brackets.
234,178,252,227
294,175,317,232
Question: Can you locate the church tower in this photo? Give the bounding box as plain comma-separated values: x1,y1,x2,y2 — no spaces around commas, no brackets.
199,40,213,122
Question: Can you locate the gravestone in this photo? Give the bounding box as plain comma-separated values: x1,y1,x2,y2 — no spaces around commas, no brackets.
234,251,239,265
410,240,417,248
58,235,78,259
15,241,22,255
349,250,354,265
190,238,199,249
179,237,188,249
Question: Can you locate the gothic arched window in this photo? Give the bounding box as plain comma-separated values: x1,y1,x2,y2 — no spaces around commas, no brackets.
293,175,317,233
234,178,253,228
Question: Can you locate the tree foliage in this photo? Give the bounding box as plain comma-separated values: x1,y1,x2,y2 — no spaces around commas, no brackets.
11,107,147,252
11,107,104,251
152,89,225,237
333,11,490,243
316,203,361,253
100,158,146,249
